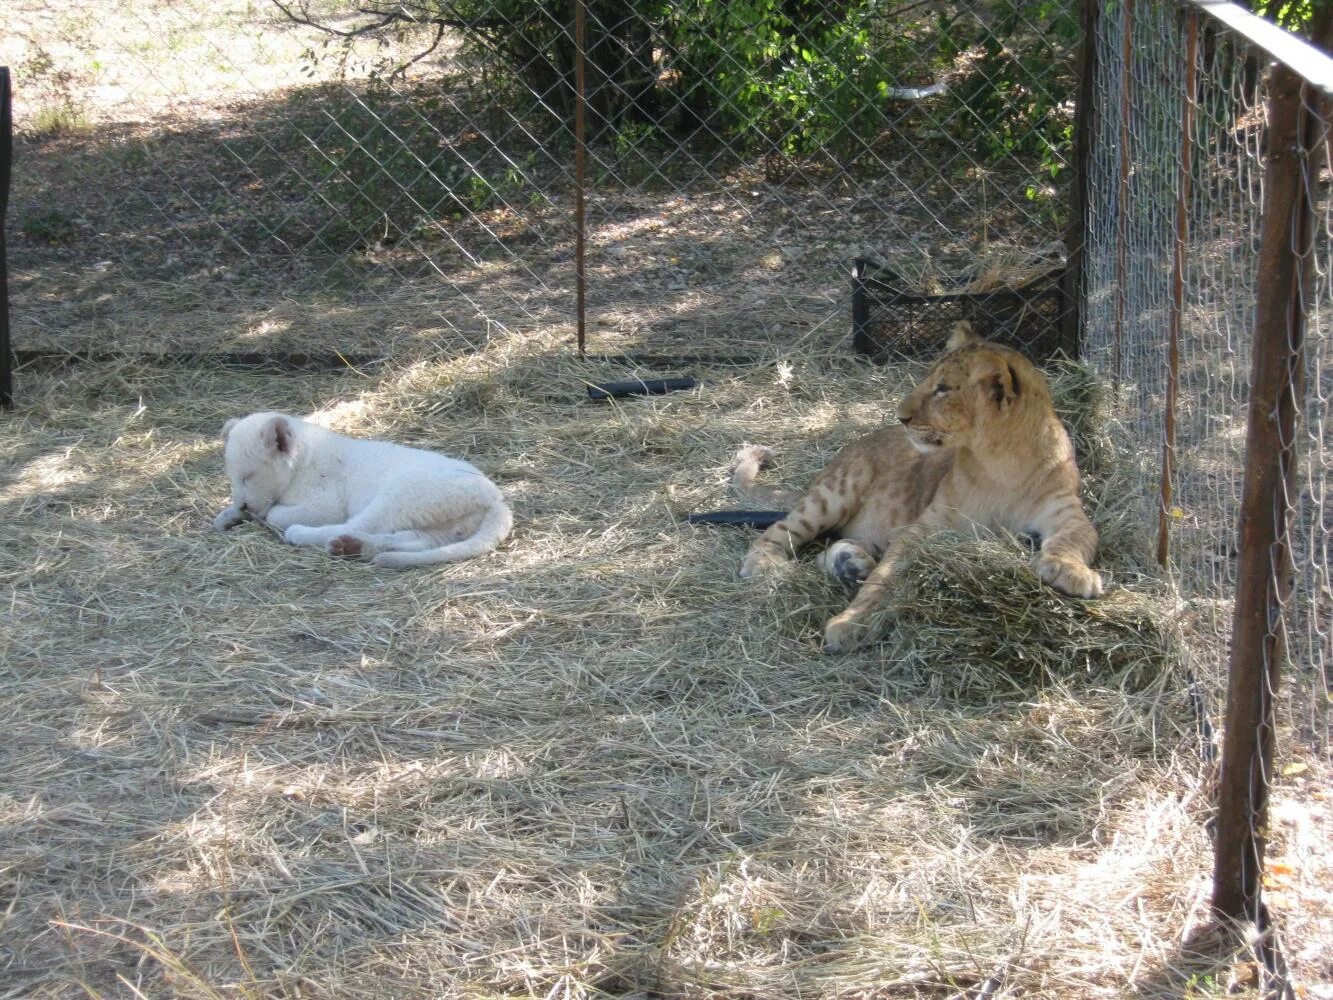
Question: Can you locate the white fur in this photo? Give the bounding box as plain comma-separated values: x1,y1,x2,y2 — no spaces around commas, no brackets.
213,412,512,568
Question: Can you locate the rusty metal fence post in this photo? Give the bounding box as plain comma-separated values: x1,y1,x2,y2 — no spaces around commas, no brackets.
1112,0,1134,388
1210,52,1319,926
1155,7,1197,569
573,0,587,358
1062,0,1100,361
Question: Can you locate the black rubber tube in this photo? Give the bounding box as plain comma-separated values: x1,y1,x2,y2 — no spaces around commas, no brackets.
587,376,697,400
685,510,787,529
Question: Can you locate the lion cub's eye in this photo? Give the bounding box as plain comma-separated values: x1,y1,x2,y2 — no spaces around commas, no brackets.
932,384,950,396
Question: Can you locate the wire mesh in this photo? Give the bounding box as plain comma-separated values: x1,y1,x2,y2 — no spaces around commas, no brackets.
2,0,1079,360
1085,0,1331,964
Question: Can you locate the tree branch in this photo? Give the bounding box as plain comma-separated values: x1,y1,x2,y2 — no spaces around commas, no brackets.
391,20,449,81
268,0,533,80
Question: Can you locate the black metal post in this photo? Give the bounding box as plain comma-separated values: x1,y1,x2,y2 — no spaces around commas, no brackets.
1,67,13,409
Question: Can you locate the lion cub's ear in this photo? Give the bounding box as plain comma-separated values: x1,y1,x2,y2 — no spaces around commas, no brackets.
221,418,239,442
261,414,296,456
946,321,979,352
977,361,1020,407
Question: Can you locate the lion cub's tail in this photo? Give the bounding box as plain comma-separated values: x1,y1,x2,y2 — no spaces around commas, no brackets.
731,444,799,508
372,501,514,569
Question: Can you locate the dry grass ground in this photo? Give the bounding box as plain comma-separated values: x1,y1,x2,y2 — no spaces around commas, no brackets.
3,0,1330,995
3,335,1243,998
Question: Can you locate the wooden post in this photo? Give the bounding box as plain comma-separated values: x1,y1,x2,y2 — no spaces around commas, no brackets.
1211,58,1316,923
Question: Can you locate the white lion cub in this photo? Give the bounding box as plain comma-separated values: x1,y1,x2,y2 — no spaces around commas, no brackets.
213,411,512,568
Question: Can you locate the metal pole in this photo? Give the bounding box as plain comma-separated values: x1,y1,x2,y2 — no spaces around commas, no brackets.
1113,0,1134,388
1157,8,1197,568
1211,58,1315,924
1062,0,1100,360
574,0,587,357
1,67,13,409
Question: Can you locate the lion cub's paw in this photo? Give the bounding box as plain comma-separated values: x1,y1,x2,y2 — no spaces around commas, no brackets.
1036,555,1104,599
283,524,316,546
822,612,870,654
213,505,245,532
817,540,876,584
328,534,365,559
740,545,785,579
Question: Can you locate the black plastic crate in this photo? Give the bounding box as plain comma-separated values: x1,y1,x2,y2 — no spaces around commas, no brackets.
851,257,1076,362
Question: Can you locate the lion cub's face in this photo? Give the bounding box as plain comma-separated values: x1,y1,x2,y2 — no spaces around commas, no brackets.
221,413,300,520
897,339,1026,454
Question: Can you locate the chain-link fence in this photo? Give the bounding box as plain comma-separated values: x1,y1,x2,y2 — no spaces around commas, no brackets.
3,0,1078,361
4,0,1333,992
1085,0,1331,978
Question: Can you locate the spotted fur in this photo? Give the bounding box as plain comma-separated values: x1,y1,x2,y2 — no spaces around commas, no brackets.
735,324,1102,652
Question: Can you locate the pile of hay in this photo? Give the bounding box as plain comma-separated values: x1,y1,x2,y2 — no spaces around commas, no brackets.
880,530,1183,697
865,359,1181,699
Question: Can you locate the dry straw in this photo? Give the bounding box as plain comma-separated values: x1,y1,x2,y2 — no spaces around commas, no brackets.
0,331,1238,999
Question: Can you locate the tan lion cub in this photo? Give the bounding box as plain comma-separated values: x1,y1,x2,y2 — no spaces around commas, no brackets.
735,324,1102,652
213,412,512,568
